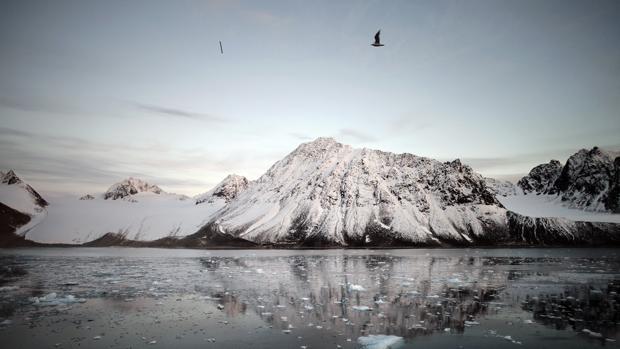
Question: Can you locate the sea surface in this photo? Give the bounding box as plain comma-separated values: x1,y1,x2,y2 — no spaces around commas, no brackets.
0,247,619,348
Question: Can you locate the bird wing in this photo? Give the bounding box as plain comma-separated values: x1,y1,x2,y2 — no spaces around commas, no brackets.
374,30,381,45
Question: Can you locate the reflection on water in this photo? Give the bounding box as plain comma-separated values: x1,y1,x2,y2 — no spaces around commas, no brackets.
0,248,619,348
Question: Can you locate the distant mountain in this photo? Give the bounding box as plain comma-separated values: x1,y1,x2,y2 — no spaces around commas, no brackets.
516,147,620,213
196,137,508,246
102,177,164,200
195,174,249,205
0,170,48,242
484,177,517,197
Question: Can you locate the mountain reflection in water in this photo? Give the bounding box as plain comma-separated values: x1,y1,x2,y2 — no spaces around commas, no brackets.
0,248,619,347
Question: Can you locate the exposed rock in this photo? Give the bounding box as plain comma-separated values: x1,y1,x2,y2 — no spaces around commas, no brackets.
517,160,562,194
103,177,163,200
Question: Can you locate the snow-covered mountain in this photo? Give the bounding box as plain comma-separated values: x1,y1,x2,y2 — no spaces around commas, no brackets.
0,170,48,238
515,147,620,213
102,177,164,200
197,137,507,246
195,174,249,205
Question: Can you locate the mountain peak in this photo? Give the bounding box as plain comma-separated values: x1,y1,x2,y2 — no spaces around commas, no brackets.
103,177,163,200
195,174,249,205
204,139,502,246
1,170,23,185
517,146,620,212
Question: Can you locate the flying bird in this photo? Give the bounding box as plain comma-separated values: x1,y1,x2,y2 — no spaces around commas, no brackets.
372,30,384,47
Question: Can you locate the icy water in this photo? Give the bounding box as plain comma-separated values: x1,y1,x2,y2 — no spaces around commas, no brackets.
0,248,619,349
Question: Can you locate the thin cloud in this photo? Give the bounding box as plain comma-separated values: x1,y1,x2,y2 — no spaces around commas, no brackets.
338,128,377,142
130,102,226,122
289,132,312,141
0,95,86,115
0,127,247,195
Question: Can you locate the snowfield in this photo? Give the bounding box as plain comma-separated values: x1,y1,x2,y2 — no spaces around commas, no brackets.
498,193,620,224
26,192,225,244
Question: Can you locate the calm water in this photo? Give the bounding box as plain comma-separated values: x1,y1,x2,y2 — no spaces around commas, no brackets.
0,248,619,348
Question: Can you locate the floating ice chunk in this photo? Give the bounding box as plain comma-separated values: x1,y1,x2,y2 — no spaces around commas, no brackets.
357,335,404,349
523,319,534,324
304,305,314,310
149,340,157,344
352,306,371,311
349,284,366,292
583,329,603,338
217,304,224,310
93,336,102,340
31,293,86,306
464,320,480,326
256,268,265,274
282,329,291,334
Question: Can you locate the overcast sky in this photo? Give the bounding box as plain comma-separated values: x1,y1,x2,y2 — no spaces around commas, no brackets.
1,0,619,196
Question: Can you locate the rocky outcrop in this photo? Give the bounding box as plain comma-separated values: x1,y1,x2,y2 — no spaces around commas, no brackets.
102,177,163,200
517,160,562,194
517,147,620,213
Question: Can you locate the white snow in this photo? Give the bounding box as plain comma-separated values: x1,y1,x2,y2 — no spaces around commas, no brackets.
25,191,225,244
0,172,48,236
348,284,367,291
357,335,404,349
0,184,41,215
499,193,620,223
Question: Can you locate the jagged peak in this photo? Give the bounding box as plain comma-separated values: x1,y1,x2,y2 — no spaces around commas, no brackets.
195,174,250,205
1,169,23,185
103,177,163,200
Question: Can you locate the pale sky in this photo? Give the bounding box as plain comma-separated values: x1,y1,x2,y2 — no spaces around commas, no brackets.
1,0,619,196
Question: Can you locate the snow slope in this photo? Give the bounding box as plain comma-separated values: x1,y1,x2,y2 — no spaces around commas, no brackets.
498,194,620,224
195,174,249,205
0,170,48,236
24,176,244,244
203,137,507,245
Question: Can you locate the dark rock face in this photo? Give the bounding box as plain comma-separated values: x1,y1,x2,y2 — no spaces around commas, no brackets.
517,160,563,194
1,170,22,185
606,157,620,213
0,203,36,247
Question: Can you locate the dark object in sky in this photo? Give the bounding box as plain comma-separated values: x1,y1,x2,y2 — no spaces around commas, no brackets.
372,30,384,47
219,41,223,54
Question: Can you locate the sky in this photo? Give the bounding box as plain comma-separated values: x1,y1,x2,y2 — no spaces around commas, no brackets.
1,0,619,196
